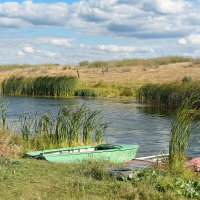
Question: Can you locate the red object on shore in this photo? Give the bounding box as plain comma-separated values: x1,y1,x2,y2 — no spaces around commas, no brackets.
187,157,200,172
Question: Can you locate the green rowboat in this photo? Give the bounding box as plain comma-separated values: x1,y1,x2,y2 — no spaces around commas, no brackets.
25,144,139,163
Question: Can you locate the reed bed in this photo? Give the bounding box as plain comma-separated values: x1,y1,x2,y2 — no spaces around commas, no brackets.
169,97,198,169
82,56,194,68
18,105,109,149
137,82,200,108
2,75,78,97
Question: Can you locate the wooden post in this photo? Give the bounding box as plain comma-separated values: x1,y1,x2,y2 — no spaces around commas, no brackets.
77,69,80,79
102,68,104,75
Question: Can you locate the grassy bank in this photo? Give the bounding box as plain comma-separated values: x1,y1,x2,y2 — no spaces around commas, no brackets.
137,82,200,108
0,157,199,200
1,75,136,98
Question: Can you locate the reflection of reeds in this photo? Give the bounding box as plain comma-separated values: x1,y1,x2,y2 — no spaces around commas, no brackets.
169,96,198,169
137,82,200,108
2,75,78,97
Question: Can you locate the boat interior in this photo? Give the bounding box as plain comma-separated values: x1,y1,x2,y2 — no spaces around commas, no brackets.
39,144,123,156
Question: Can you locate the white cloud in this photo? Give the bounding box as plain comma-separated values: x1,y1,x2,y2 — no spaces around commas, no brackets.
22,46,34,53
17,51,25,56
178,35,200,45
0,0,198,40
144,0,189,14
95,44,153,53
45,52,58,58
35,50,59,58
38,37,74,47
97,45,136,53
1,0,200,63
178,38,188,45
188,35,200,44
0,17,30,28
19,45,59,59
0,1,69,26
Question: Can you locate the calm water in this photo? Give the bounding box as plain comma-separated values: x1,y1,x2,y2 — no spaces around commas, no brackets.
5,96,200,157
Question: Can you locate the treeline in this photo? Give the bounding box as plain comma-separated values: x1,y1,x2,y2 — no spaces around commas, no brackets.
137,82,200,108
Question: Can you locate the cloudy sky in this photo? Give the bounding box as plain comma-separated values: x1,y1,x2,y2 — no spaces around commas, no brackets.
0,0,200,64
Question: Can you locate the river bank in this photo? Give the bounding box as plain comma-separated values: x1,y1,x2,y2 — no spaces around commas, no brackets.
0,57,200,98
0,156,199,200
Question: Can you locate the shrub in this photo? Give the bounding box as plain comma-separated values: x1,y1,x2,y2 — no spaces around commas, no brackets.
182,76,192,83
79,61,89,67
120,88,134,96
75,89,99,97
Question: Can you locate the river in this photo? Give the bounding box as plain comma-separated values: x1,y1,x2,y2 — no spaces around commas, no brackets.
5,96,200,157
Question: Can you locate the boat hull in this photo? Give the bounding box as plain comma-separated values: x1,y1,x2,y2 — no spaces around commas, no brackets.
26,144,139,163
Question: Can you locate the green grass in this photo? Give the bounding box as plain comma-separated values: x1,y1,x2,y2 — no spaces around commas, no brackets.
77,81,136,98
0,158,199,200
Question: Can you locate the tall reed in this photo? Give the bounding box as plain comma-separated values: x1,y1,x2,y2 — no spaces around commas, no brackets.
0,96,109,149
137,82,200,108
2,75,78,97
95,121,109,144
19,113,34,141
55,106,85,145
0,97,7,129
83,110,100,144
55,105,109,146
169,96,198,169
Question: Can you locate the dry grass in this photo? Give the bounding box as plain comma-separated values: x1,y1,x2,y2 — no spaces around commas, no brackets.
0,62,200,87
0,131,22,156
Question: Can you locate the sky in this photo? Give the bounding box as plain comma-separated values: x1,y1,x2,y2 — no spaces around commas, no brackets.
0,0,200,64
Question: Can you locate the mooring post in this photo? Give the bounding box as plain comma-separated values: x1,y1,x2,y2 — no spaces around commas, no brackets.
102,68,104,75
77,69,80,79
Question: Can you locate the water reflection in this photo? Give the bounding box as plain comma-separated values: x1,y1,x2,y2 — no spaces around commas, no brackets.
137,104,175,118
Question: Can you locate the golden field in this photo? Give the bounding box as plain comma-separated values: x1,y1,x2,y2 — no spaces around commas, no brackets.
1,61,200,86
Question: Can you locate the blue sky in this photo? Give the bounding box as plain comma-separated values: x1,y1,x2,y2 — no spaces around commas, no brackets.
0,0,200,64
